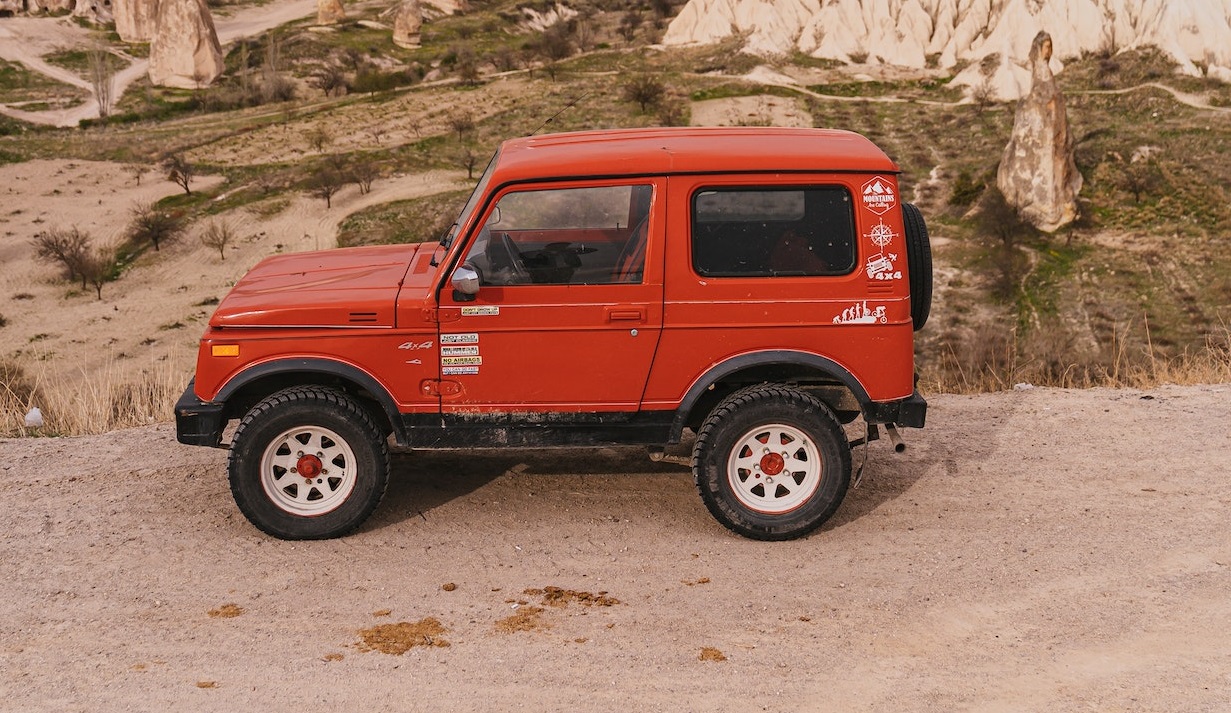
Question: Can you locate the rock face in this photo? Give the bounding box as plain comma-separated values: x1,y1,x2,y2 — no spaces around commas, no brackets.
392,0,422,48
113,0,159,42
148,0,224,89
317,0,344,24
663,0,1231,100
996,31,1082,233
73,0,112,24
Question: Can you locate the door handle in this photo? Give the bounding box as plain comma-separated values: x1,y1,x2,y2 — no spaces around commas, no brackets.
606,308,644,322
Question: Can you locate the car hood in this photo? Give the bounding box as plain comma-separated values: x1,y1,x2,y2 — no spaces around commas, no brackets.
209,244,424,329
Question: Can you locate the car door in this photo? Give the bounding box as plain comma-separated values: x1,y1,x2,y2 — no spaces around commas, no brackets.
435,178,665,413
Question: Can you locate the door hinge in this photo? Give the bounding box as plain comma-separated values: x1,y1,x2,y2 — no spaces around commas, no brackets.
420,379,462,397
422,307,462,323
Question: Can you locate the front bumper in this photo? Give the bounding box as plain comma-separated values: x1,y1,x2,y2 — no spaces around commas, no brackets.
175,380,226,447
864,390,927,428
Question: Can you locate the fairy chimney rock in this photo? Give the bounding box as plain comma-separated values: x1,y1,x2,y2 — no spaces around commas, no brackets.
317,0,345,24
996,31,1082,233
114,0,159,42
148,0,224,89
393,0,423,48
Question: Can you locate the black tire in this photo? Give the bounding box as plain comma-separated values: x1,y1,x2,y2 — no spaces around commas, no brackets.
228,386,389,540
902,202,933,331
692,385,851,541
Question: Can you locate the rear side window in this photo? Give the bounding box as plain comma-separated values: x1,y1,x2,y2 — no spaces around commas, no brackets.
691,186,856,277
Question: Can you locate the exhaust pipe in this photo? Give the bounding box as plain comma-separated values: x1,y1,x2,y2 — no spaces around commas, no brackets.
884,423,906,453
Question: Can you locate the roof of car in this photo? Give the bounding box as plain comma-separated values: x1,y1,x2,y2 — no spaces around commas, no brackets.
492,127,899,183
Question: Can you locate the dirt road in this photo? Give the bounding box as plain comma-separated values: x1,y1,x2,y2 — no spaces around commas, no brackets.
2,385,1229,711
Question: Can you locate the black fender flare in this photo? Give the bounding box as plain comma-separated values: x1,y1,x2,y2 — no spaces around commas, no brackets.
216,358,407,444
670,350,871,441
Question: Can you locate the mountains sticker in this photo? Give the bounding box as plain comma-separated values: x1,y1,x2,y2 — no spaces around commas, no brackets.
861,176,896,216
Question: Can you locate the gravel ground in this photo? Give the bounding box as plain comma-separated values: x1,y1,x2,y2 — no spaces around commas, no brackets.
2,385,1229,712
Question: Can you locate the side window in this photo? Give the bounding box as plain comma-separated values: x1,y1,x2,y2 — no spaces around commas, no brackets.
465,184,653,286
691,186,856,277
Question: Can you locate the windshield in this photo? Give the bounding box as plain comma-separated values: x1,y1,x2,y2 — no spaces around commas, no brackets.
441,149,499,250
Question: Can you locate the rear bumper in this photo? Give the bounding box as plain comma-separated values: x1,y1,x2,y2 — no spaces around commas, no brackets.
175,380,226,447
865,390,927,428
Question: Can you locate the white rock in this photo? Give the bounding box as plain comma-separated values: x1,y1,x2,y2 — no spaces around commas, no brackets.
663,0,1231,100
24,407,44,428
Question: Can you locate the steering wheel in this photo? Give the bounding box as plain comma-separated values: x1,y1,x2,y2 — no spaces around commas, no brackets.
496,232,530,284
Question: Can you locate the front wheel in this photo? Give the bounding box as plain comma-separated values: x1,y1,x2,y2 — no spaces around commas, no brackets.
228,386,389,540
692,385,851,540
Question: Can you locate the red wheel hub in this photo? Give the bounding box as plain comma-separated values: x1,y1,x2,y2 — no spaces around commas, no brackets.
759,452,785,476
297,454,323,479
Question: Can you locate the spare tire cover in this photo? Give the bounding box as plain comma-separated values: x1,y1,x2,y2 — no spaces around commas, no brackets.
901,203,932,331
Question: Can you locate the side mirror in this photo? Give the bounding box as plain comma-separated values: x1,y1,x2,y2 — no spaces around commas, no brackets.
451,264,480,302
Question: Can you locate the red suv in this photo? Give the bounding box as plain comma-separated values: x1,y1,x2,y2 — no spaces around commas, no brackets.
176,127,931,541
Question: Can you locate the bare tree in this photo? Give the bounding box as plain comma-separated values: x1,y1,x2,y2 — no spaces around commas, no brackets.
164,154,194,195
368,125,388,145
307,126,332,153
124,163,145,186
312,62,350,97
80,243,118,300
310,169,344,209
619,10,644,44
88,48,115,118
448,112,475,142
350,161,378,194
1119,159,1161,204
128,202,185,252
200,220,236,260
31,227,90,287
573,17,595,52
971,77,997,116
538,23,573,80
460,148,478,179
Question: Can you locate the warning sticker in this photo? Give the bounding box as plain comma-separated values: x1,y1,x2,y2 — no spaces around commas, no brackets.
441,345,480,357
441,333,479,345
442,356,483,366
461,305,499,316
860,176,897,216
442,366,480,376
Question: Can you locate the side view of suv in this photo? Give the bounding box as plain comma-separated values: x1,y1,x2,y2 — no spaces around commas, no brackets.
176,127,931,541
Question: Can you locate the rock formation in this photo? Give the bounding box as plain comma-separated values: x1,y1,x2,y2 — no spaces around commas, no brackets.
662,0,1231,100
148,0,224,89
113,0,159,42
996,31,1082,233
422,0,465,14
392,0,422,48
72,0,112,24
317,0,344,24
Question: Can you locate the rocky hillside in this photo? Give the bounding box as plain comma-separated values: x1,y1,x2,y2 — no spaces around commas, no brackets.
663,0,1231,99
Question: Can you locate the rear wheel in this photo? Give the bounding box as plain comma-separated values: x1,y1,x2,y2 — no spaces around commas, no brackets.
228,386,389,540
692,385,851,540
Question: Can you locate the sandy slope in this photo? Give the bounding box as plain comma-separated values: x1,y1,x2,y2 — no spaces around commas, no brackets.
0,384,1228,711
0,159,468,400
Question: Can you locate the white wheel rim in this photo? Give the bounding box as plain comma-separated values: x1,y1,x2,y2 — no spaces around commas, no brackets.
259,425,358,516
726,423,823,515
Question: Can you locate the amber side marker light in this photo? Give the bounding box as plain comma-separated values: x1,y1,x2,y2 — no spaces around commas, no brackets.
211,345,240,357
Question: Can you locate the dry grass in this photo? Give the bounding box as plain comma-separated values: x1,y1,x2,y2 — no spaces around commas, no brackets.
921,320,1231,393
1,355,186,437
